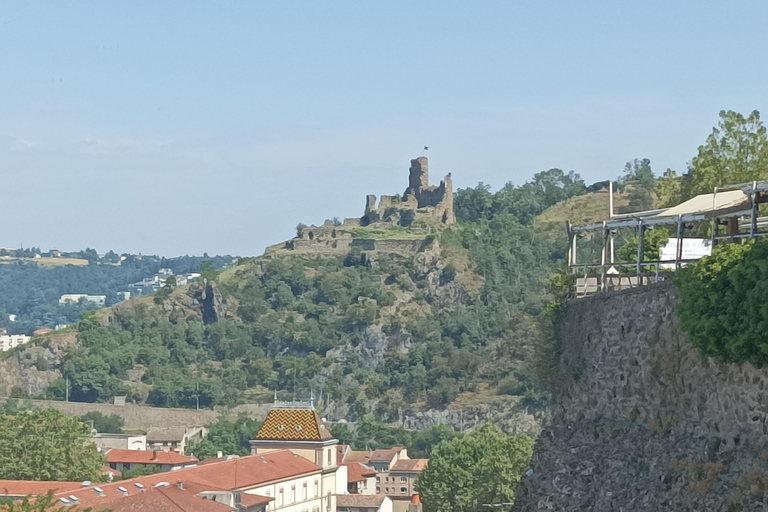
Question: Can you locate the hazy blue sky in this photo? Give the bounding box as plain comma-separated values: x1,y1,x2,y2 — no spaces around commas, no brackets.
2,1,766,256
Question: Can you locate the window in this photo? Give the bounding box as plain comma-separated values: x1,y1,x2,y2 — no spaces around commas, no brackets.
376,487,380,493
291,485,296,503
302,482,307,500
326,491,331,512
314,480,319,497
327,449,332,466
385,477,389,482
401,487,407,493
375,477,380,482
401,477,407,482
278,488,284,507
385,487,389,492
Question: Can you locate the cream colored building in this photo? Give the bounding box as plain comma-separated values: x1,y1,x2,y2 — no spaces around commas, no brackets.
251,402,343,512
0,334,30,352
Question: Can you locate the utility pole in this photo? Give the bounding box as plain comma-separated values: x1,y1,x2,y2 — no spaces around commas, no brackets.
65,376,70,402
196,380,200,411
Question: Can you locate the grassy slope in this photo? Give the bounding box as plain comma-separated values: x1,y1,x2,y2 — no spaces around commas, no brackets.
534,189,631,239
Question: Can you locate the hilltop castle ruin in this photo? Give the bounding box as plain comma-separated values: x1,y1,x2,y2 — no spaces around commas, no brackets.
363,156,456,227
265,157,455,256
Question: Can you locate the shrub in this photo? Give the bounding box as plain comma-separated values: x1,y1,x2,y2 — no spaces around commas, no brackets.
442,264,457,282
497,375,525,396
675,239,768,366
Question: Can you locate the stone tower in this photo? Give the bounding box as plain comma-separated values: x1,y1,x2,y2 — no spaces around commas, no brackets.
408,157,430,192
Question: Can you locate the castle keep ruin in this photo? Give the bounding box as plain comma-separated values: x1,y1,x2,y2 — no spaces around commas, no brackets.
265,157,455,256
363,156,456,227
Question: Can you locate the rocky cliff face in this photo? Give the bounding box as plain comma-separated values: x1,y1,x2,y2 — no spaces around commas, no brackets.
0,331,76,397
515,283,768,511
102,282,227,325
398,399,545,436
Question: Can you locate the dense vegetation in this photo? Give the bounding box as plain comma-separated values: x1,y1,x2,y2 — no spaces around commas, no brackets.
0,253,234,334
10,109,766,426
416,424,535,512
188,414,263,459
44,166,596,415
0,408,105,481
675,239,768,367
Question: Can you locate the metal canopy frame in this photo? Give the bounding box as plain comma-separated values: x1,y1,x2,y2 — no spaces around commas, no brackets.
566,181,768,295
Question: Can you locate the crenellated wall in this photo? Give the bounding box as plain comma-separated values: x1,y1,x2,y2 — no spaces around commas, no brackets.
515,283,768,511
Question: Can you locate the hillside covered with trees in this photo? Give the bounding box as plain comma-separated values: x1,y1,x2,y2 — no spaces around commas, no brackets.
5,109,766,429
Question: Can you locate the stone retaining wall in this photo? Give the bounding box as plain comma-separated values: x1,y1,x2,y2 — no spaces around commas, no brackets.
515,282,768,510
0,398,271,430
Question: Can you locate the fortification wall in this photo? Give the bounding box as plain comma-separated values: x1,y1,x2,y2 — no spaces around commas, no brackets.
515,283,768,511
0,398,272,430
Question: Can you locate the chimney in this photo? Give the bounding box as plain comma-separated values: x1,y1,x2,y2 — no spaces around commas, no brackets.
152,450,158,461
408,494,423,512
177,481,184,490
234,490,242,512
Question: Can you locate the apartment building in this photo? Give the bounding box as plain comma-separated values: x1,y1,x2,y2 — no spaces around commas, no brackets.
0,334,30,351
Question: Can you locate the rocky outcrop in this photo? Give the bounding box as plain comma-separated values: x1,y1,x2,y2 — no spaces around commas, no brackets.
399,399,545,436
0,332,75,397
515,282,768,511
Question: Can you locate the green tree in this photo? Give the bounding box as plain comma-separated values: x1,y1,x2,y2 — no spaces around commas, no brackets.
682,110,768,199
675,239,768,366
0,409,105,481
187,415,262,459
416,424,534,512
616,227,670,265
119,464,163,479
79,411,124,434
200,260,220,282
656,168,681,207
620,158,655,212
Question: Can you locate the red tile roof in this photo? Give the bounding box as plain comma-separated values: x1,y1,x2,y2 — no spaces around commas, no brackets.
369,447,405,462
54,450,320,509
107,486,234,512
343,462,376,483
0,481,81,498
390,459,429,472
255,407,334,441
342,451,372,464
239,492,273,507
106,449,198,466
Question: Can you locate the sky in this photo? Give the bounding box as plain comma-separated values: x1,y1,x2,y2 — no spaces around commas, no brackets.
2,1,767,256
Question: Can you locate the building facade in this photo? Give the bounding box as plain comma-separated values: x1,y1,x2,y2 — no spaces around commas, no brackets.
0,334,30,352
251,402,343,512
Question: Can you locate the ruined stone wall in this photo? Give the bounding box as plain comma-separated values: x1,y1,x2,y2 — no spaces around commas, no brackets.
515,283,768,510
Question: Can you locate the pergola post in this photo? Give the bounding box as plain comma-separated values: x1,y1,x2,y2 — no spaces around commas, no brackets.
751,181,758,238
636,220,644,276
600,221,608,292
675,215,683,271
